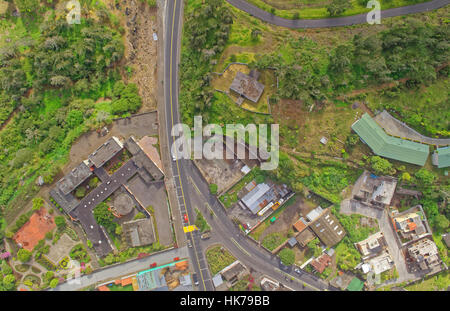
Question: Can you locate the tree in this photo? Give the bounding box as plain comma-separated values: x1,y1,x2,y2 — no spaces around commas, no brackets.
17,249,32,263
49,278,59,289
209,183,218,195
279,248,295,266
414,168,436,186
434,214,449,232
2,274,16,291
14,0,39,14
370,156,395,175
93,202,116,232
327,0,352,16
115,226,122,236
75,187,86,198
401,172,411,182
54,216,66,229
87,240,93,248
32,197,44,211
45,231,53,240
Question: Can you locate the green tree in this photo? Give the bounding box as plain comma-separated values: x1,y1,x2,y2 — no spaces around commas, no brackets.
2,274,16,291
209,183,218,195
279,248,295,266
414,168,436,186
49,278,59,289
93,202,116,232
327,0,352,16
32,197,44,211
434,214,449,232
87,240,93,248
401,172,411,182
54,216,66,229
17,249,32,263
370,156,395,175
115,225,123,235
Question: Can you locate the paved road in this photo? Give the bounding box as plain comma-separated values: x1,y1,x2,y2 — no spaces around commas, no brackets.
50,246,189,291
227,0,449,28
164,0,214,291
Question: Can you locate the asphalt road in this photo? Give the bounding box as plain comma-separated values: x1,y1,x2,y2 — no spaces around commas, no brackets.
50,246,189,291
227,0,449,28
164,0,214,291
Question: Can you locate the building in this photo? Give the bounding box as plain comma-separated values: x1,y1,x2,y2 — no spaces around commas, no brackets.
309,208,346,248
239,183,274,214
310,253,332,273
391,206,431,245
407,238,442,272
260,277,280,291
330,272,354,290
220,261,248,286
366,251,394,274
293,217,308,233
352,113,429,166
432,146,450,168
306,206,324,223
230,71,265,104
88,136,123,168
295,228,315,247
123,218,155,248
287,237,297,248
355,231,387,259
352,171,397,208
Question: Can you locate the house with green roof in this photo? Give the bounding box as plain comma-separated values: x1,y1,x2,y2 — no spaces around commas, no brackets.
432,146,450,168
351,113,429,166
346,277,364,291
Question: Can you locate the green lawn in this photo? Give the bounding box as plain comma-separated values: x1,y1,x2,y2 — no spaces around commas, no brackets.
109,284,134,291
206,245,237,275
405,271,449,291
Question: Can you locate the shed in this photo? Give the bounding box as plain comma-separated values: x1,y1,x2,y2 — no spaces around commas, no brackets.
287,237,297,247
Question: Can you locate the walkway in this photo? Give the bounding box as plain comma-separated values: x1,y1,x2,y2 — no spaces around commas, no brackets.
227,0,449,28
49,246,189,291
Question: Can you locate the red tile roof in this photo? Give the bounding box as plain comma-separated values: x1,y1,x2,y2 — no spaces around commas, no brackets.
293,219,307,233
13,208,56,251
311,253,332,274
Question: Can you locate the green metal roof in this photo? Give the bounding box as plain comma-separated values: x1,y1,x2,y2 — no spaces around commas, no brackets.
346,277,364,291
352,113,429,166
435,147,450,168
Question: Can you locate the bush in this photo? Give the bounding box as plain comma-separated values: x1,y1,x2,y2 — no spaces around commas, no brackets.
54,216,66,229
17,249,32,263
133,212,146,220
49,278,59,288
45,231,53,240
209,183,218,195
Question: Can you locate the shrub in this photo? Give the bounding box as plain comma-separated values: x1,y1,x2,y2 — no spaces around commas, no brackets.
209,183,218,195
54,216,66,229
17,249,32,263
133,212,146,220
49,278,59,288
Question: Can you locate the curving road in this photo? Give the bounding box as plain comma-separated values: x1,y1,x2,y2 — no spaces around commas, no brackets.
227,0,449,28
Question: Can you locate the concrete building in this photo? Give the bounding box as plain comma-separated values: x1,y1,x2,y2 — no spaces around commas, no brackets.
355,231,387,259
239,183,273,214
309,208,346,248
88,136,123,168
352,171,397,208
123,218,155,248
406,238,442,272
230,71,265,104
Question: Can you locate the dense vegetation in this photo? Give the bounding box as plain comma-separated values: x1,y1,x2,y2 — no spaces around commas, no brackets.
0,2,142,233
180,0,233,125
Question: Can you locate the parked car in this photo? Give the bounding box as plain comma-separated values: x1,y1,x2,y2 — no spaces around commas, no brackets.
187,240,192,248
184,214,188,223
200,232,211,240
192,273,199,286
294,268,301,275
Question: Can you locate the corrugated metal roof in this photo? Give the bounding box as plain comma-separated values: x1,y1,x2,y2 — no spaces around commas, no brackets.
241,183,270,209
352,113,429,166
435,147,450,168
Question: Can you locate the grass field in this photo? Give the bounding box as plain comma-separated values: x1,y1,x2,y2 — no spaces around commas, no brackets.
206,245,237,275
109,284,134,291
404,270,449,291
246,0,431,20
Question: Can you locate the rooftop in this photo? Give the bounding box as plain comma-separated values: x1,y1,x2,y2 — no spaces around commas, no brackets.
230,71,265,103
433,146,450,168
55,161,92,195
88,136,123,168
310,253,332,274
355,231,386,258
123,218,155,248
353,171,397,207
309,208,346,248
295,228,315,247
240,183,272,214
352,113,429,166
293,217,308,233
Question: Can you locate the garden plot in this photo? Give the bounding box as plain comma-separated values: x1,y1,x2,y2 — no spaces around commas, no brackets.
46,233,78,265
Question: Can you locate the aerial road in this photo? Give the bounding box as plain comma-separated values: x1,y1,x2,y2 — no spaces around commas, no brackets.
226,0,449,28
161,0,449,292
